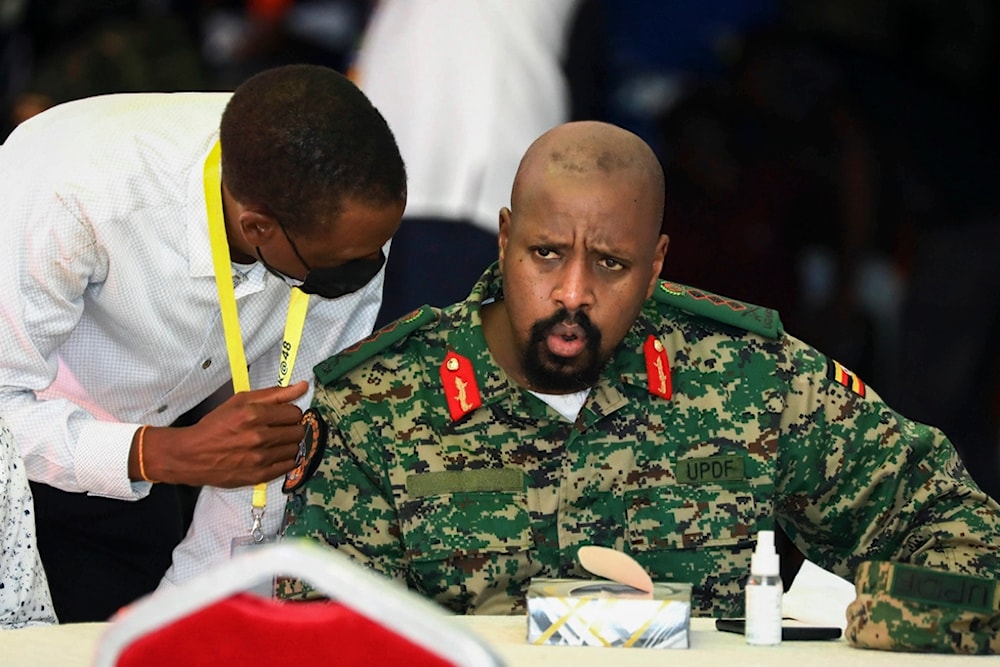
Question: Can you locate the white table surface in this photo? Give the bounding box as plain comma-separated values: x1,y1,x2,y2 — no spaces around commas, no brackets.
0,563,986,666
459,614,990,666
0,614,991,667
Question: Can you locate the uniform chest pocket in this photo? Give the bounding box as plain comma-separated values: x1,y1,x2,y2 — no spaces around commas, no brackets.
399,490,532,562
624,485,759,615
624,484,757,552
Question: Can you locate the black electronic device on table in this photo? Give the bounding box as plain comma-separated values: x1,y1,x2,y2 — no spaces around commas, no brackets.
715,618,842,641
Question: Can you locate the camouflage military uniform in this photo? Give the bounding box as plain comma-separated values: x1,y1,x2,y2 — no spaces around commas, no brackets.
280,263,999,621
846,561,999,654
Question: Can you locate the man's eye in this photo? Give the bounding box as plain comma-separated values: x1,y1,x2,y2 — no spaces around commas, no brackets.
535,248,555,258
600,258,624,270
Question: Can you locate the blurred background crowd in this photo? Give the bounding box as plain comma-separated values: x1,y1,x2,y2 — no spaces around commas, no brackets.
2,0,997,495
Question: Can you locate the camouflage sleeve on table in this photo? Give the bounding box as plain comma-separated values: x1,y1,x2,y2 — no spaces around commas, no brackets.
846,560,1000,653
276,378,408,600
773,334,1000,578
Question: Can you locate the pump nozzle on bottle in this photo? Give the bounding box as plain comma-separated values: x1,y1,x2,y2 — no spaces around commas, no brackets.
751,529,780,576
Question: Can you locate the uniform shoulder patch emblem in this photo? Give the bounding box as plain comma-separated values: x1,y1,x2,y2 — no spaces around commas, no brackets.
439,350,482,421
652,280,783,339
827,358,866,397
643,335,672,399
282,408,327,494
314,305,437,386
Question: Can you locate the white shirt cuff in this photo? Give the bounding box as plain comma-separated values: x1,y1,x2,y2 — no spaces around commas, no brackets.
76,421,150,500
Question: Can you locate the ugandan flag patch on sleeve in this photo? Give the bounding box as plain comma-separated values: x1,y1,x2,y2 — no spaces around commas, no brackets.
827,358,866,397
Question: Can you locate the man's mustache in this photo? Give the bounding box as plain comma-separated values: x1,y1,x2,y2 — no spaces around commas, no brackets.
530,308,600,343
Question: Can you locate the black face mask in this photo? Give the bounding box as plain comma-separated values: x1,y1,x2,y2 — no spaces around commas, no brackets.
256,224,386,300
298,251,386,298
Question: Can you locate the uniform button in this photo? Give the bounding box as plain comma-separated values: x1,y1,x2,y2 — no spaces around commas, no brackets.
156,405,168,413
202,358,212,369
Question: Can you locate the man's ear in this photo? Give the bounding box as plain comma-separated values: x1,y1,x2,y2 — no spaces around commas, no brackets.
497,207,512,269
239,210,280,247
646,234,670,299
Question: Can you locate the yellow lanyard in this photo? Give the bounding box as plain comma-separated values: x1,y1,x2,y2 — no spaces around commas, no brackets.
203,140,310,540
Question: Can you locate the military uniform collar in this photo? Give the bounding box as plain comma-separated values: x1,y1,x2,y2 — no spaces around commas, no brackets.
438,263,548,419
438,265,672,424
578,302,675,426
605,302,673,395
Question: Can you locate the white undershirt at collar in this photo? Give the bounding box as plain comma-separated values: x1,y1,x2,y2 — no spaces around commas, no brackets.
528,388,591,423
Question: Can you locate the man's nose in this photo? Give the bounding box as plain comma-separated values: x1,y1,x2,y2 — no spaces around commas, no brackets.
552,259,594,312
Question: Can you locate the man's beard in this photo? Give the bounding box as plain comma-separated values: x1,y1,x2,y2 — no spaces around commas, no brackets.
522,308,603,393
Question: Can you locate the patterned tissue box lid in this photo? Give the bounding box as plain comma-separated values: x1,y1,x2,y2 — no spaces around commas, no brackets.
526,578,693,649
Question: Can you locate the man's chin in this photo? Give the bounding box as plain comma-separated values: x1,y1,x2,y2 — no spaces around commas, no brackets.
530,377,590,394
542,353,587,374
526,357,598,393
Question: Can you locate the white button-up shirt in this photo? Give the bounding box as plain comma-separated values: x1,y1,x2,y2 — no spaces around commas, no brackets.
0,93,387,584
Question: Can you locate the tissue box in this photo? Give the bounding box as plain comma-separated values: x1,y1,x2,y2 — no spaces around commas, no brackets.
526,578,692,649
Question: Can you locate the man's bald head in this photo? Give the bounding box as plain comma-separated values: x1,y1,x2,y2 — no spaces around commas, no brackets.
511,121,665,232
490,121,670,394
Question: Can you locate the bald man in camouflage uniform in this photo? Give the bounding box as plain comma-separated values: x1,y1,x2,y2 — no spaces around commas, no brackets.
279,121,1000,653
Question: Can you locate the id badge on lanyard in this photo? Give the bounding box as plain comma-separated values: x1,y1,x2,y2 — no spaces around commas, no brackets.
203,140,310,586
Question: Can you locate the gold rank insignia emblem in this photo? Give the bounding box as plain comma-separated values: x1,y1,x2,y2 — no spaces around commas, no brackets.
439,350,483,421
643,335,672,399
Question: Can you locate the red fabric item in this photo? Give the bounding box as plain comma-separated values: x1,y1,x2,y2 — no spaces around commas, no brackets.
642,334,672,400
247,0,294,21
113,593,458,666
439,351,482,421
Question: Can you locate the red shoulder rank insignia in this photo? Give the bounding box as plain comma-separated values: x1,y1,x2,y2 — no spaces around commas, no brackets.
439,351,482,421
827,358,866,397
282,408,327,494
643,335,672,400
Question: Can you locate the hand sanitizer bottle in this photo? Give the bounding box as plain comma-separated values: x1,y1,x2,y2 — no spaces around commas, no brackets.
745,529,782,645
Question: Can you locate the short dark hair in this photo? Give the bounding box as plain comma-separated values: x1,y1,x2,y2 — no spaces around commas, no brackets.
220,64,406,236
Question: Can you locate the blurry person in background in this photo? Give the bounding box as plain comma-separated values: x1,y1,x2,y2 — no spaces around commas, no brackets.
1,0,207,138
351,0,609,327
